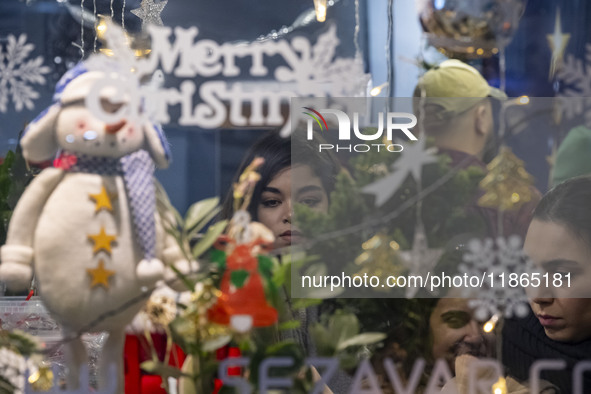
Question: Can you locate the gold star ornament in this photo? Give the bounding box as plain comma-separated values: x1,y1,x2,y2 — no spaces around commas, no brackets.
547,8,570,80
87,260,116,289
89,186,113,212
88,227,117,255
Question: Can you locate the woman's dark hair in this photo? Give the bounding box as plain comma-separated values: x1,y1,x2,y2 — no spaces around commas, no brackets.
221,130,341,220
532,175,591,244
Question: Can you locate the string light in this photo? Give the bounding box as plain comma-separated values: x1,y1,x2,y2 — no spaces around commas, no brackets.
96,17,107,40
483,313,499,333
95,17,151,58
80,0,85,59
93,0,97,52
314,0,327,22
498,96,532,138
492,376,507,394
255,0,341,42
370,82,389,96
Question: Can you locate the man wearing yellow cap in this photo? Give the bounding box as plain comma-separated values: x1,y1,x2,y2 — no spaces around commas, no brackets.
414,59,507,165
414,59,539,239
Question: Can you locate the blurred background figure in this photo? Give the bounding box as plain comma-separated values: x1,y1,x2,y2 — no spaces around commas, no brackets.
550,125,591,187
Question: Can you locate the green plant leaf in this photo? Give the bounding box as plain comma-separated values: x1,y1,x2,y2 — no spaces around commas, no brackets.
210,249,227,270
272,259,290,288
192,220,227,258
184,197,220,231
310,323,333,356
168,316,196,354
328,313,360,348
338,354,360,371
202,335,233,352
140,361,184,379
278,320,301,331
187,207,222,240
258,255,274,281
249,341,304,386
230,269,249,288
154,180,183,228
291,298,322,310
336,332,387,352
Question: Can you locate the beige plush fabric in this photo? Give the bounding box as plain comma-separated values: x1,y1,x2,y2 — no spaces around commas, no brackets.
0,63,187,392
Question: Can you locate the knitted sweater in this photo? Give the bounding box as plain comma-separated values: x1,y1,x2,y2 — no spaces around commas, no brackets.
502,312,591,393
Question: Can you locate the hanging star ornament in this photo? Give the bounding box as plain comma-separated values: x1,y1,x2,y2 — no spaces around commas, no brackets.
89,185,114,212
547,7,570,80
399,221,443,298
362,138,438,206
87,260,116,289
131,0,168,29
88,227,117,255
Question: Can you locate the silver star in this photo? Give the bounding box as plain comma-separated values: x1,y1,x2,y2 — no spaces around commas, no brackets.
131,0,168,29
362,138,438,206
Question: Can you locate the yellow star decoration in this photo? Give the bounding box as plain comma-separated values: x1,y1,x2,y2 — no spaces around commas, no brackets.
87,260,116,289
88,227,117,255
89,186,113,212
547,7,570,80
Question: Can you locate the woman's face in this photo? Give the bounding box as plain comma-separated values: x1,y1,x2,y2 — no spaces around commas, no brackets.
429,298,493,374
257,164,329,249
524,219,591,343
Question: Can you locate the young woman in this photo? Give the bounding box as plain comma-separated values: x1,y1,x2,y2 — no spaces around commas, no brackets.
503,176,591,393
220,131,345,393
221,130,341,249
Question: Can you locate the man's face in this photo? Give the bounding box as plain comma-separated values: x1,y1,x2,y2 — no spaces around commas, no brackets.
429,298,495,374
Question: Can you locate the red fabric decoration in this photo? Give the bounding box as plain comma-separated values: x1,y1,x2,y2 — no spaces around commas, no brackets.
53,152,77,170
124,334,186,394
208,242,277,328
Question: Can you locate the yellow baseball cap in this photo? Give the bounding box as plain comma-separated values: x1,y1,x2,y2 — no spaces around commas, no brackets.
414,59,507,121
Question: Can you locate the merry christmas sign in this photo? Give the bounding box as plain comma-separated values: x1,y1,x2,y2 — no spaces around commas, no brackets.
86,21,368,134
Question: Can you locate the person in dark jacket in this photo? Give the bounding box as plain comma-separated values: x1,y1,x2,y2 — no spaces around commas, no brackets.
503,176,591,393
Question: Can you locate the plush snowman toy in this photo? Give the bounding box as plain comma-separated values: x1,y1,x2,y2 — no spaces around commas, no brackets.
0,63,189,392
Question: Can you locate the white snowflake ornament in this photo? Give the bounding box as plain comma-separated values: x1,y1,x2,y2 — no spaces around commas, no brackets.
557,43,591,128
0,34,50,113
276,24,371,98
460,238,496,271
459,235,532,319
